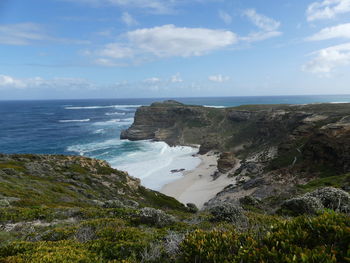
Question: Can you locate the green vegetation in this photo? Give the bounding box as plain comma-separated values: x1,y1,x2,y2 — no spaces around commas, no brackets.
1,210,348,262
1,153,349,262
181,211,349,263
298,173,350,192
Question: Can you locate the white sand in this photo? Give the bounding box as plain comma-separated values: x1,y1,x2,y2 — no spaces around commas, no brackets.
160,152,237,209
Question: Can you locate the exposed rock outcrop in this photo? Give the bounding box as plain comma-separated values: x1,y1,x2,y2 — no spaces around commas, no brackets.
217,152,238,173
122,101,350,171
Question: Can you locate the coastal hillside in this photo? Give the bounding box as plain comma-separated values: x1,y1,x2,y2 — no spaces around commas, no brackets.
1,153,350,262
122,101,350,209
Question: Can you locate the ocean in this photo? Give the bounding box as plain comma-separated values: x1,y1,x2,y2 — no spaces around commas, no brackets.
1,95,349,190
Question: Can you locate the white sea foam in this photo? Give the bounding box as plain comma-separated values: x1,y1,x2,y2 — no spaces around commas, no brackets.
203,105,226,108
121,118,134,124
330,101,349,104
109,141,201,190
67,139,200,190
93,118,134,126
67,138,123,156
105,112,126,116
59,119,90,123
65,105,142,110
93,129,105,134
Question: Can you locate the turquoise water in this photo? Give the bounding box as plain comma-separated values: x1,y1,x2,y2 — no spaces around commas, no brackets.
0,95,349,189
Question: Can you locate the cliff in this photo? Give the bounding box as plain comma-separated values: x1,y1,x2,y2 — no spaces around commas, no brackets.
122,101,350,208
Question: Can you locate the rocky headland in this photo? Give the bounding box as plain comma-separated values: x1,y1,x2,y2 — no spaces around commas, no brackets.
121,100,350,210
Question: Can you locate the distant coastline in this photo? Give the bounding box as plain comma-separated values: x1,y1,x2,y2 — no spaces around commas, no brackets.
1,95,350,193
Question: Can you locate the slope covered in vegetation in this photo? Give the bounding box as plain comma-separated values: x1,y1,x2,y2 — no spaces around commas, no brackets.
0,153,349,262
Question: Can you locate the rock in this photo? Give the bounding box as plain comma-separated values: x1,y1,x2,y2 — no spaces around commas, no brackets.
307,187,350,213
242,178,265,190
2,168,20,176
170,169,185,173
139,207,176,227
217,152,238,173
102,199,125,208
302,122,350,173
0,196,20,207
281,196,324,216
123,199,139,208
227,111,252,122
198,141,220,154
239,196,261,207
186,203,198,213
151,100,184,107
208,203,247,224
234,161,262,176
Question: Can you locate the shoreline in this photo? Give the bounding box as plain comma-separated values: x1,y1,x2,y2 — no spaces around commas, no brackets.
160,151,237,209
110,141,201,190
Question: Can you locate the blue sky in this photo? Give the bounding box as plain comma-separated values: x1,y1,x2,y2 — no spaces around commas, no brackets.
0,0,350,99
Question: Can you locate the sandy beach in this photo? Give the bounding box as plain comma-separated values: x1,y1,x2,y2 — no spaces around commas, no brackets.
160,151,237,209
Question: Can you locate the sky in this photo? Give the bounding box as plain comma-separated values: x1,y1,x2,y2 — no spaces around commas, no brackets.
0,0,350,99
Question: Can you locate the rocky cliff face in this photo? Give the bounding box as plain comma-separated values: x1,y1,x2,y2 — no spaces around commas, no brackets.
122,101,350,170
122,101,350,209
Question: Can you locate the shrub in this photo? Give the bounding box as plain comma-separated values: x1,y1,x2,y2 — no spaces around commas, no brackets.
186,203,198,213
307,187,350,213
180,229,245,262
179,211,350,263
280,196,324,216
0,241,101,263
281,187,350,216
139,207,176,227
208,203,247,225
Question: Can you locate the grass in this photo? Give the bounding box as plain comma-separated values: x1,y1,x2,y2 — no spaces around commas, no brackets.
298,173,350,193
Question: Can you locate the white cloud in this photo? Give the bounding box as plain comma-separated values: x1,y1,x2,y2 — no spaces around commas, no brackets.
0,75,28,88
94,58,125,67
0,23,89,46
170,73,183,83
126,24,237,57
121,12,138,26
97,43,135,59
302,42,350,74
307,0,350,21
143,77,161,83
0,23,47,45
218,10,232,25
242,9,282,42
306,23,350,41
208,74,230,82
243,9,280,32
61,0,177,13
91,24,237,64
241,31,282,42
0,75,94,89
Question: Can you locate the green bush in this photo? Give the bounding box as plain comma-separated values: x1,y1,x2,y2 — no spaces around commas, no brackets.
180,229,246,262
180,212,350,263
0,241,101,263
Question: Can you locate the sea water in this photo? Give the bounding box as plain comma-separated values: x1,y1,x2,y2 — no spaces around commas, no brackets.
0,95,349,190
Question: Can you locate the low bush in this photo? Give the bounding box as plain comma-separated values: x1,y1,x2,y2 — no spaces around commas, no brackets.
0,241,102,263
180,211,350,263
